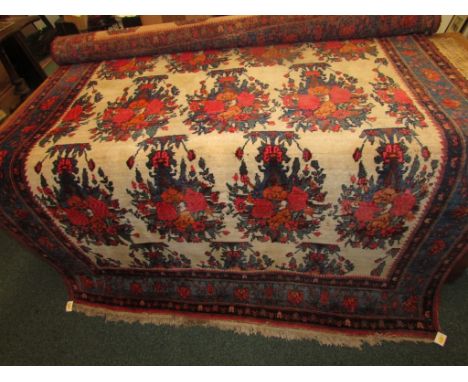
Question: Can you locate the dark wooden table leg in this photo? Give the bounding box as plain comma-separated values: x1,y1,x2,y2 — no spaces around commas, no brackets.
0,45,30,101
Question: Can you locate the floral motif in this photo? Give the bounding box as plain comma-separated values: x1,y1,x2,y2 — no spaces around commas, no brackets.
198,242,274,271
227,131,330,242
184,68,274,134
91,75,179,142
39,94,95,147
333,128,438,249
127,135,226,242
277,243,354,275
97,56,158,80
371,63,427,128
313,39,378,62
166,50,229,73
276,63,373,132
35,144,133,246
236,44,304,67
129,242,191,269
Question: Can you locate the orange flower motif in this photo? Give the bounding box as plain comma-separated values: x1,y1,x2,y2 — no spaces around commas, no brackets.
373,188,397,204
174,211,195,231
442,99,460,109
268,208,291,230
315,101,337,119
287,290,304,305
309,86,329,96
263,185,288,200
161,188,183,204
422,68,440,82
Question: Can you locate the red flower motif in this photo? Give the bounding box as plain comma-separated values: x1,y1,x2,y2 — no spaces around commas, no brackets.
429,239,446,255
263,145,283,163
57,158,74,174
319,290,329,305
184,189,208,213
152,150,170,167
353,148,362,162
324,40,344,50
251,199,274,219
131,282,143,295
87,197,109,218
287,290,304,305
177,52,194,62
297,94,320,110
248,46,265,56
112,108,135,123
34,161,42,174
177,286,191,299
402,296,418,313
40,96,58,111
421,146,431,160
66,208,89,226
126,156,135,169
206,283,215,295
204,100,225,114
62,105,83,123
193,221,206,232
302,149,312,161
145,99,165,115
187,150,196,161
382,144,404,163
391,191,416,217
330,86,352,104
234,287,249,301
189,101,201,112
392,89,412,105
282,95,294,108
87,159,95,171
234,197,246,212
155,202,178,221
342,296,358,312
287,187,308,211
354,201,379,223
237,92,255,107
80,276,94,289
442,99,460,109
235,147,244,160
332,109,351,119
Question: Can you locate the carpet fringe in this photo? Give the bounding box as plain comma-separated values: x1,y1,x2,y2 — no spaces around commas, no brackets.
73,303,433,349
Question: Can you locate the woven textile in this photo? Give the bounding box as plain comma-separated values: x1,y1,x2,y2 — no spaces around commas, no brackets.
0,16,466,346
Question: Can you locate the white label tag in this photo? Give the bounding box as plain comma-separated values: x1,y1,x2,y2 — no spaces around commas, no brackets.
434,332,447,347
65,300,74,312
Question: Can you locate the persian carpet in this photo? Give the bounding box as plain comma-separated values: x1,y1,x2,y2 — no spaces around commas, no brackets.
0,16,466,347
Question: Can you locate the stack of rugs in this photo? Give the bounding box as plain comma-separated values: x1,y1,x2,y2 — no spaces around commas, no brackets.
0,16,466,347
